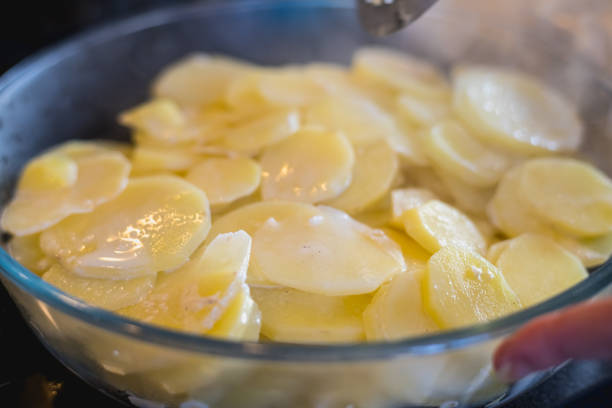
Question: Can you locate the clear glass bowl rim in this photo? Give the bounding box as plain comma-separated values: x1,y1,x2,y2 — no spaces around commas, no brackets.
0,0,611,362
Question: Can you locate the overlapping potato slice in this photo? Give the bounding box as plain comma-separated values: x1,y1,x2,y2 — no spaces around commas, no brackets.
437,170,494,217
402,200,486,254
206,286,261,340
556,232,612,268
325,140,398,214
381,228,430,269
206,201,320,286
487,166,552,237
390,188,437,228
423,121,509,188
518,158,612,237
453,66,582,154
260,128,354,203
130,145,199,175
353,48,451,100
2,148,131,236
8,234,52,275
119,231,251,333
397,93,450,126
252,287,369,343
424,246,521,328
495,234,587,307
43,264,155,311
40,175,210,279
252,206,405,296
221,109,300,155
257,69,326,107
153,54,254,106
186,158,261,207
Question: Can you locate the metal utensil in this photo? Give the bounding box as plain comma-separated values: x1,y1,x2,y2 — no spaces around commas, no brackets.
356,0,439,36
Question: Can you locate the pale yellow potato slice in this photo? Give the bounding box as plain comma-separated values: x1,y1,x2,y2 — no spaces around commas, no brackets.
424,121,509,188
40,176,210,279
437,170,494,217
43,264,155,311
397,93,451,126
390,188,437,228
18,153,77,191
260,128,354,203
222,109,300,155
363,268,439,340
207,286,261,340
153,54,254,106
8,234,52,275
487,240,511,265
487,165,553,237
206,201,319,286
325,140,398,214
252,287,369,343
381,228,430,271
130,145,199,175
556,232,612,268
2,151,130,236
353,48,451,100
119,231,251,333
518,158,612,237
424,246,521,328
353,209,392,229
258,68,326,107
252,206,406,296
495,234,587,307
402,200,486,254
186,157,261,207
453,66,582,154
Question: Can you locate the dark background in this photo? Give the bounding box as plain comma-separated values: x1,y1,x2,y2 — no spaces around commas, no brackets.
0,1,611,407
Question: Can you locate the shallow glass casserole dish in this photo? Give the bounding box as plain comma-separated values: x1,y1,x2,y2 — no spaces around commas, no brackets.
0,0,611,407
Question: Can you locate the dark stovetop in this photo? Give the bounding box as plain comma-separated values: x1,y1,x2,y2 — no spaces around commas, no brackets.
1,1,612,407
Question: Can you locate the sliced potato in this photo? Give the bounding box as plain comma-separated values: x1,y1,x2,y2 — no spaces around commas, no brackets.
325,140,398,214
424,246,521,328
423,121,509,188
495,234,587,307
43,264,155,311
518,158,612,237
354,210,392,229
2,151,130,236
397,93,450,126
119,231,251,333
207,201,320,286
258,69,325,107
252,206,405,296
18,153,77,191
487,165,552,237
207,286,261,340
380,228,430,271
390,188,437,228
558,232,612,268
402,200,486,254
364,269,439,340
8,234,52,275
186,158,261,207
353,47,450,100
153,54,254,106
252,287,369,343
486,240,511,264
437,170,494,216
260,128,354,203
222,109,300,155
40,176,210,279
453,65,582,154
130,145,199,175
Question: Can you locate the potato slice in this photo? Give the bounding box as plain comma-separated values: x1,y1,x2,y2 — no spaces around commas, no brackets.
424,246,521,328
40,176,210,279
423,121,509,188
556,232,612,268
207,287,261,340
206,201,319,286
153,54,254,106
252,287,369,343
380,228,430,271
119,231,251,333
2,151,130,236
43,264,155,311
487,165,552,237
353,209,392,229
518,158,612,237
453,66,582,154
390,188,437,228
353,48,450,100
252,206,405,296
8,234,52,275
325,141,398,214
437,170,494,217
258,69,326,107
130,145,199,175
364,269,439,340
222,109,300,155
18,153,77,191
402,200,486,254
487,240,511,265
495,234,587,307
397,93,450,126
186,158,261,207
260,128,354,203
